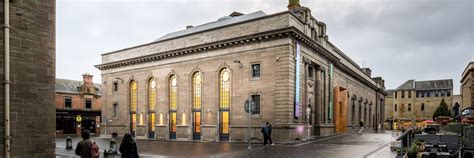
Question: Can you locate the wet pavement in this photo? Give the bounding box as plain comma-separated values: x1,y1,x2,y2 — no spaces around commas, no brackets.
56,131,398,158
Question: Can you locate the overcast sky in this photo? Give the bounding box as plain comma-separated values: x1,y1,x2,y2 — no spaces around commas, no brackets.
57,0,473,94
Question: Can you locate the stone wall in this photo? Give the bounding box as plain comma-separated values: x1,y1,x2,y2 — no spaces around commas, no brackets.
0,1,56,157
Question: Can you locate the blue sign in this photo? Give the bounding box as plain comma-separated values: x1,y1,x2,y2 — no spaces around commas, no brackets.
294,41,301,118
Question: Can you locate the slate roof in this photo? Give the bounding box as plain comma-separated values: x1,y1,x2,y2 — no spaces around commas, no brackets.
155,11,266,42
414,79,453,90
386,89,395,98
395,79,452,90
396,80,415,90
56,78,102,95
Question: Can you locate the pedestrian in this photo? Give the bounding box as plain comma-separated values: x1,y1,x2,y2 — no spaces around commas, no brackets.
267,122,275,146
119,133,139,158
358,119,365,135
75,130,97,158
261,122,270,146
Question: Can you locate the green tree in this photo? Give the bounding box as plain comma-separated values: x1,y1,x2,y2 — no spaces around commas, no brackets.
432,98,451,120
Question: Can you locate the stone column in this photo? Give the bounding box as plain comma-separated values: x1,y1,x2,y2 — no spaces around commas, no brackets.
314,66,322,125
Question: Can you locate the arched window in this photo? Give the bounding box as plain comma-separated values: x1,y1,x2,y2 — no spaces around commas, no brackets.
219,68,230,109
169,75,178,111
148,78,156,134
169,75,178,139
219,68,231,140
421,103,425,111
130,80,137,133
193,72,202,110
394,104,397,112
192,72,202,139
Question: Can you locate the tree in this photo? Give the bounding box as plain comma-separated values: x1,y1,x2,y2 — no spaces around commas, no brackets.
432,98,451,120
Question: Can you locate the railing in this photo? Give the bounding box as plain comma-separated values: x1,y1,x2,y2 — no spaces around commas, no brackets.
396,128,413,157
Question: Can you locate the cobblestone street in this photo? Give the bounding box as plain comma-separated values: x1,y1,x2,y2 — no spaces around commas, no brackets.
56,131,397,158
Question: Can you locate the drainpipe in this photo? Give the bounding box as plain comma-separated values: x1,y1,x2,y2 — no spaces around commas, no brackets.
3,0,11,157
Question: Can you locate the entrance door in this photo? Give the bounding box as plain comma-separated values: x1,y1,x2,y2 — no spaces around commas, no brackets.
219,111,229,141
82,119,96,133
193,111,201,140
148,112,155,139
169,112,177,139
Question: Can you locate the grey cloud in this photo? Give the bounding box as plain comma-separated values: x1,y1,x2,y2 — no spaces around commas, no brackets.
57,0,473,94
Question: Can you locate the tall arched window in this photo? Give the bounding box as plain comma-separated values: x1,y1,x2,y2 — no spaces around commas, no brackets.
192,72,202,140
130,80,137,135
219,68,231,141
169,75,178,139
148,78,156,138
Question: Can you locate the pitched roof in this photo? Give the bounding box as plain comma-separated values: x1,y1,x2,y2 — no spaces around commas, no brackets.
154,11,266,42
414,79,453,90
56,78,102,95
395,79,452,90
396,80,415,90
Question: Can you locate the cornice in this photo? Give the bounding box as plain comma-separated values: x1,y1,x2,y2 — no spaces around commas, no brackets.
95,27,385,95
95,27,295,70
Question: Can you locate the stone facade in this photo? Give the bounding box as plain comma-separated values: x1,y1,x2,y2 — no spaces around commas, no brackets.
385,79,453,122
55,74,102,135
0,1,56,157
96,2,386,142
461,62,474,110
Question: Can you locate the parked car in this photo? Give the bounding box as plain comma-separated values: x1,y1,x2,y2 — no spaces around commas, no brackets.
461,107,474,124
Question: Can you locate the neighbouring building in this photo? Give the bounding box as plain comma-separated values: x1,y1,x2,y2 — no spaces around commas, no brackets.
461,62,473,110
96,0,387,142
0,1,56,157
385,79,454,125
55,74,102,135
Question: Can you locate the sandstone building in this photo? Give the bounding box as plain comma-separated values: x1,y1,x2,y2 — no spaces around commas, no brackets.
385,79,453,124
55,74,102,135
96,1,387,142
0,1,56,157
461,62,473,110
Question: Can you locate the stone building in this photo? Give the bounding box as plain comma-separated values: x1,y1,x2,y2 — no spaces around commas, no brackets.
55,74,102,135
0,1,56,157
461,62,473,110
96,1,386,142
385,79,453,123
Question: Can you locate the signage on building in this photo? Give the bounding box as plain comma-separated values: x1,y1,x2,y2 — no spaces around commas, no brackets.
76,115,82,122
294,41,301,118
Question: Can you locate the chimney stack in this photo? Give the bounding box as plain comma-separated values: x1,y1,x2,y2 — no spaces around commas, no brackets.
288,0,301,10
82,73,93,85
361,68,372,77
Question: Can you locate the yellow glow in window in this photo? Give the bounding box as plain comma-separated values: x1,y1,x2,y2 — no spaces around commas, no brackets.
149,78,156,111
194,112,201,133
169,76,177,110
170,112,177,133
221,111,229,134
219,68,230,109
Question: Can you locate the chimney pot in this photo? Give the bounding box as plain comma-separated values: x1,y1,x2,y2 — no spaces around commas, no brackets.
288,0,301,10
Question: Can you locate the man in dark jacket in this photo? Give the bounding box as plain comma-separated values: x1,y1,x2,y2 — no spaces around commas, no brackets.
267,122,274,145
261,122,270,146
75,130,93,158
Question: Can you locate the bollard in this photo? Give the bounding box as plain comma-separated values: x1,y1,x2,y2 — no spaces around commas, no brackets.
66,136,73,150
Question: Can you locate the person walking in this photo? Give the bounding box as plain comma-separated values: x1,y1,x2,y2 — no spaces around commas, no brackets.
261,123,270,146
119,133,139,158
75,130,95,158
267,122,275,146
358,119,365,135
